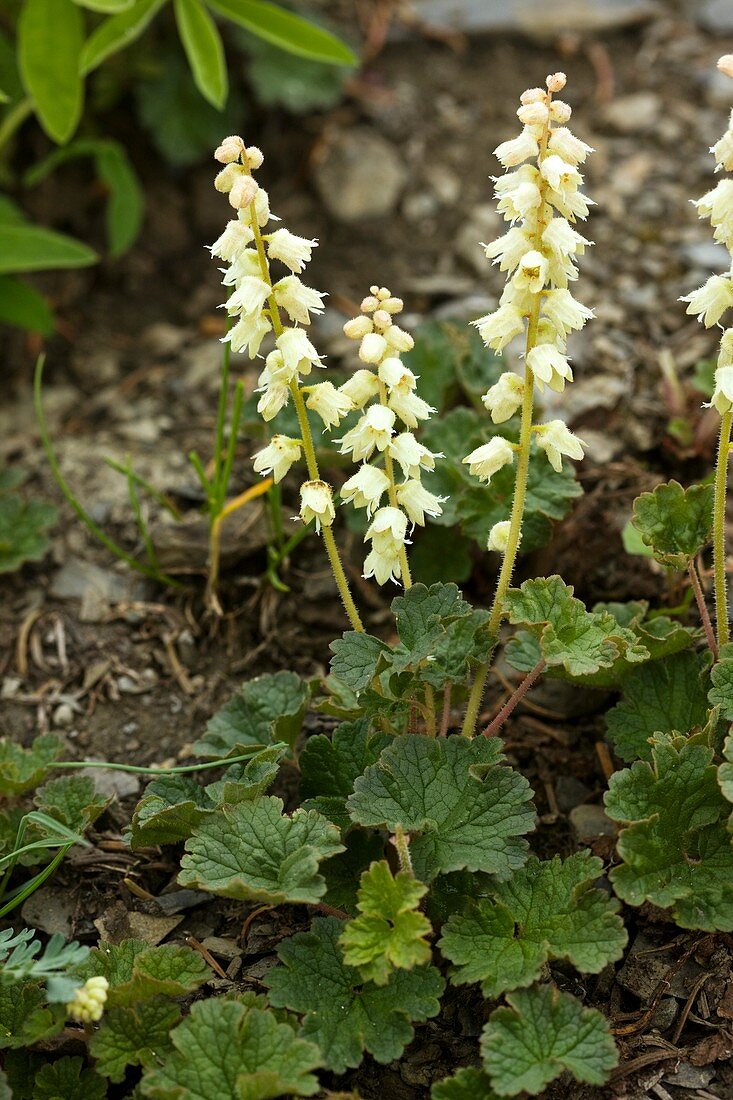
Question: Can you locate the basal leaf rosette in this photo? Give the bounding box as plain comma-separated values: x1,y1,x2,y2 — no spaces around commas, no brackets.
177,796,344,905
347,735,535,882
631,480,714,569
503,576,648,677
605,734,733,930
439,852,626,998
266,916,444,1073
480,984,618,1096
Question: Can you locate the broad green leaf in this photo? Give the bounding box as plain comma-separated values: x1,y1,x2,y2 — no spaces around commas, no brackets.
503,576,648,677
330,632,391,693
208,0,356,65
481,984,618,1096
709,644,733,720
0,982,65,1050
18,0,84,143
718,734,733,836
244,34,349,113
75,940,211,1008
194,671,309,757
34,775,108,833
411,524,473,586
203,744,284,805
605,735,733,930
75,0,135,9
622,518,654,557
0,276,54,335
32,1056,106,1100
0,225,96,275
81,0,166,73
300,719,391,830
403,320,504,413
141,997,322,1098
96,144,145,257
90,1000,179,1082
178,796,343,904
439,852,626,998
340,861,431,985
0,497,57,573
0,734,62,796
0,29,24,106
432,1068,500,1099
266,916,444,1074
606,650,711,762
174,0,228,108
631,480,714,569
347,735,535,882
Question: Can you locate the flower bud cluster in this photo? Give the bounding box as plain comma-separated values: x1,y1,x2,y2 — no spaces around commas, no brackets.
682,63,733,414
65,976,109,1023
464,73,590,550
338,287,446,584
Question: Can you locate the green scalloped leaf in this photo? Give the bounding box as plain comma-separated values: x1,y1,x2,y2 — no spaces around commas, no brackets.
75,940,211,1008
340,860,431,984
34,775,109,833
194,672,310,757
300,719,391,830
178,796,343,905
605,735,733,930
266,916,444,1074
0,734,62,796
0,982,65,1050
481,984,618,1096
140,997,322,1098
606,650,711,762
439,852,626,998
0,497,57,572
432,1067,500,1099
90,1000,179,1082
631,480,714,568
32,1056,106,1099
347,735,535,882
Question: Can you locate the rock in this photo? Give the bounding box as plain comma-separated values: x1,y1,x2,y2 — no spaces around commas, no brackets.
581,429,624,465
650,996,678,1033
569,803,616,842
51,558,148,604
154,889,210,915
555,775,592,812
602,93,660,134
704,68,733,110
697,0,733,33
94,901,182,945
663,1063,715,1089
454,204,502,275
433,293,493,321
679,240,730,273
72,348,120,386
202,936,241,960
617,931,707,1000
52,702,75,728
22,887,75,937
80,764,140,799
140,322,190,358
405,0,658,38
312,128,407,223
549,375,628,423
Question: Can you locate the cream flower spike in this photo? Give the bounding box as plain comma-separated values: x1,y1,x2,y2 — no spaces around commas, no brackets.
337,285,446,585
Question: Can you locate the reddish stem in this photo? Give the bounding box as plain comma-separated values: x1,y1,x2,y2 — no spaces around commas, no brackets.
439,683,452,736
482,659,547,737
689,558,718,660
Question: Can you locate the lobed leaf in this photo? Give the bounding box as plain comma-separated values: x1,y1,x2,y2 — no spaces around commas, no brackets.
178,796,343,905
439,852,626,998
75,940,210,1008
432,1067,501,1099
140,997,322,1098
34,775,109,834
0,497,57,572
340,860,431,984
266,916,444,1073
91,1000,179,1082
0,734,62,796
194,671,309,757
481,984,618,1096
709,643,733,720
347,735,535,882
32,1056,106,1099
605,735,733,930
300,719,391,830
631,480,714,569
0,982,65,1050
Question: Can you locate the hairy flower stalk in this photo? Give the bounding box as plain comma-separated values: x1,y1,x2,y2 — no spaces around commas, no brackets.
461,73,593,736
211,136,363,632
682,55,733,648
338,287,445,590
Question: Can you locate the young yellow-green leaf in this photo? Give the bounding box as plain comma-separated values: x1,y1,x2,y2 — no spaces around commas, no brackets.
481,984,618,1096
503,576,648,677
194,671,309,757
0,224,97,274
605,735,733,930
81,0,166,73
0,276,54,335
174,0,228,108
178,796,343,904
32,1056,106,1100
347,735,535,882
0,734,62,796
90,1001,179,1082
18,0,84,143
0,497,57,572
266,917,444,1073
75,940,211,1008
34,775,108,834
631,480,714,569
0,983,65,1050
141,998,322,1098
300,719,391,830
340,861,431,985
606,650,711,762
439,853,626,998
208,0,356,65
432,1067,500,1099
